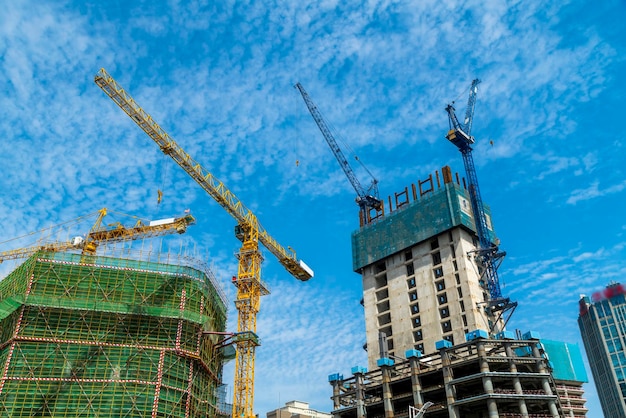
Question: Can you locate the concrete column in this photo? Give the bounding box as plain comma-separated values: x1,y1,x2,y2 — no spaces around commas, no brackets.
477,342,499,418
531,343,560,418
354,372,366,418
381,365,394,418
330,380,341,410
440,350,457,418
504,343,529,418
408,357,425,408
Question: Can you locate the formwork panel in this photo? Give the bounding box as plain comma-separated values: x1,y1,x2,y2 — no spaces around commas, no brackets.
0,251,228,418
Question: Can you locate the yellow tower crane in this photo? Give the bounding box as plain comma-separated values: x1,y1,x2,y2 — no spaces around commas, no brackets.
94,68,314,418
0,207,196,263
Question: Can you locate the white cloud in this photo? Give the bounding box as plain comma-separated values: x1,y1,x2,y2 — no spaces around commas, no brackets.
0,0,624,416
567,180,626,205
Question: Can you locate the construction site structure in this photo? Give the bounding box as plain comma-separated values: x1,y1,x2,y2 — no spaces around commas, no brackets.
295,82,382,227
352,166,506,371
0,249,229,417
444,79,516,325
94,69,313,418
0,208,196,262
328,332,588,418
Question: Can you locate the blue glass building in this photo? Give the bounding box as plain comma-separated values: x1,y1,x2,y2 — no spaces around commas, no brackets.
579,283,626,417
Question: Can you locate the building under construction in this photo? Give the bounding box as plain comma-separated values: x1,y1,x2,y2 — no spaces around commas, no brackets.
340,167,588,417
0,249,229,417
352,167,503,369
328,333,587,418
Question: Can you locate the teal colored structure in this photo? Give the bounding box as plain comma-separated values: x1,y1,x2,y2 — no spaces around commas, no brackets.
541,339,588,383
351,180,496,272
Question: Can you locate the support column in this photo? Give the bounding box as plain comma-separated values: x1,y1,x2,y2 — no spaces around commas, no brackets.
328,374,343,410
440,349,457,418
532,343,560,418
407,352,424,408
477,341,499,418
504,343,529,417
353,370,366,418
381,364,394,418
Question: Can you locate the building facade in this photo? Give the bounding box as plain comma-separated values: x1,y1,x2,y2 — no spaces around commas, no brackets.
352,167,502,369
578,283,626,417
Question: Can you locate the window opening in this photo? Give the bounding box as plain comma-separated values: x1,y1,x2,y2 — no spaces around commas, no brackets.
406,263,415,276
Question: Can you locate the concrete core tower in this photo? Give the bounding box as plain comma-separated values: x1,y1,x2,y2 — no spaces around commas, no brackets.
352,166,503,370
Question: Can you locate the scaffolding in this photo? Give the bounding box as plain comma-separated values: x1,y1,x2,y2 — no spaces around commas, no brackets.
0,250,228,417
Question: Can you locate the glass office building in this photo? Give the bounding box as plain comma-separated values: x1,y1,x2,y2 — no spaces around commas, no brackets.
578,282,626,417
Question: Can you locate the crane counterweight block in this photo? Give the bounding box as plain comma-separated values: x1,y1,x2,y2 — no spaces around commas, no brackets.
446,129,474,150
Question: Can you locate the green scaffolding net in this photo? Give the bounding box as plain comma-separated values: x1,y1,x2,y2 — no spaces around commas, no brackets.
0,251,228,417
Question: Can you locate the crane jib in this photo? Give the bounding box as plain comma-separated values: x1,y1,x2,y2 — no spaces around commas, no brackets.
96,67,313,418
96,68,312,281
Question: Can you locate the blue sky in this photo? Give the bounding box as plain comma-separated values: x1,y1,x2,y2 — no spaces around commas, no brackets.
1,1,625,416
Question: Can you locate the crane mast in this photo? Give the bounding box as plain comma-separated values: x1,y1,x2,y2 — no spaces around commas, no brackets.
445,79,516,325
95,69,313,418
295,83,382,226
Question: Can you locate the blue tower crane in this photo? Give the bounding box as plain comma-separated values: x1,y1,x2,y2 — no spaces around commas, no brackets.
295,83,382,226
445,79,517,327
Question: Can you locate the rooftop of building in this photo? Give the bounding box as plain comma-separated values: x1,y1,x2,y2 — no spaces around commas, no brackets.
351,166,497,272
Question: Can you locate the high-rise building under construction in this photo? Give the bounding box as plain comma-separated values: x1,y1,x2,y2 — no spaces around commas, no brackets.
352,166,501,369
332,166,589,417
0,250,229,417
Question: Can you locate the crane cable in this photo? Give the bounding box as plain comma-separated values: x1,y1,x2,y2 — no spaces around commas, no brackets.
157,153,170,206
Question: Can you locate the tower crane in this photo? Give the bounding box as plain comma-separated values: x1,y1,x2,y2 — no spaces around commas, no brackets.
95,69,313,418
0,208,196,263
444,79,516,328
294,83,382,226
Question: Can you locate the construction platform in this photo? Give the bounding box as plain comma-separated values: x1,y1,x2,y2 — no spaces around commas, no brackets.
0,250,228,417
328,334,587,418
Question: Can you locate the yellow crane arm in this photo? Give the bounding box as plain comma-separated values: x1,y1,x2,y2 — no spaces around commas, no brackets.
0,210,196,263
94,68,313,281
87,213,195,243
81,212,196,255
0,241,80,263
